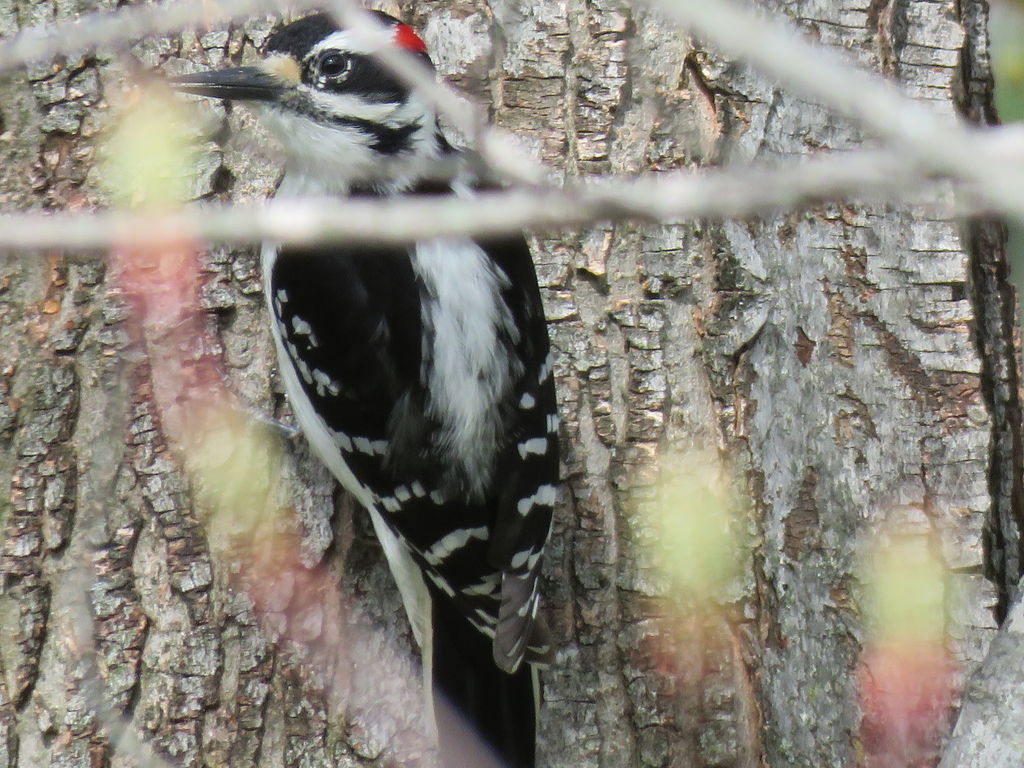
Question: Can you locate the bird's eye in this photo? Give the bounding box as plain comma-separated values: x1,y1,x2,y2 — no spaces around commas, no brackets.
319,53,350,78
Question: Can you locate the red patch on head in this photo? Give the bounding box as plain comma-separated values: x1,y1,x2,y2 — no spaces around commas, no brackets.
393,24,428,54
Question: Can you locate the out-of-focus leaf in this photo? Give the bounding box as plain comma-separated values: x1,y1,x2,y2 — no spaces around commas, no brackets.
102,84,198,209
649,452,742,606
863,533,947,648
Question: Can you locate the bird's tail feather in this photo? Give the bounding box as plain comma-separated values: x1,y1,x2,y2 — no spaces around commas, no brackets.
429,585,538,768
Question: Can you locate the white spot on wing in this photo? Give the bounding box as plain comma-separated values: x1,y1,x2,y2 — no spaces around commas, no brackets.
519,392,536,409
462,577,498,596
474,608,497,626
537,351,554,383
312,368,340,397
425,569,456,597
510,548,533,569
516,484,557,516
262,244,374,517
471,620,496,639
422,526,489,565
382,496,401,512
290,316,320,347
331,429,353,452
395,485,411,502
517,437,548,459
515,591,537,618
411,481,427,497
547,414,559,434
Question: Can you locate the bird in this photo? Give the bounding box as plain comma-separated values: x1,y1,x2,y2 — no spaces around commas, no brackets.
169,11,559,768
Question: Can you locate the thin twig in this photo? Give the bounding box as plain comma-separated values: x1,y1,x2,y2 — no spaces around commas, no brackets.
0,0,549,186
0,0,321,70
0,149,952,251
646,0,1022,211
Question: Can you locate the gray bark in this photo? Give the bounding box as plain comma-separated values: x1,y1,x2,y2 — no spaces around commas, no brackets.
0,1,1017,768
940,580,1024,768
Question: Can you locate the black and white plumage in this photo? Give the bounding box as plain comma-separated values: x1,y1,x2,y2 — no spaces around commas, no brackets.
170,12,558,768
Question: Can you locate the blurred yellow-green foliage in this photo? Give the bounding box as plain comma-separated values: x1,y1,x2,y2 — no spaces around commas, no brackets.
648,452,745,608
992,1,1024,122
991,1,1024,295
102,85,197,209
862,534,948,648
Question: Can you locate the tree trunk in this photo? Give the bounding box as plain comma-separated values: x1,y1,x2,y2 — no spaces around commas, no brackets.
0,1,1016,768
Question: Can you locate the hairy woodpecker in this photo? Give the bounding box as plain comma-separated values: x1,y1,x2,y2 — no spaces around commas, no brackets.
169,12,558,768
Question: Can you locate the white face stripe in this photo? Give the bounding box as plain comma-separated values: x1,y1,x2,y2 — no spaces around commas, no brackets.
263,102,440,195
305,90,403,123
260,105,376,188
310,27,395,57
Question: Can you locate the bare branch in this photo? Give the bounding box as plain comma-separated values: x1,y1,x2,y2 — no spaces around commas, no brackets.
0,149,947,252
0,0,549,187
0,0,325,71
646,0,1020,211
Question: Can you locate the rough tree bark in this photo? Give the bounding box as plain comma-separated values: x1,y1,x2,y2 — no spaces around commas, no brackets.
0,1,1017,768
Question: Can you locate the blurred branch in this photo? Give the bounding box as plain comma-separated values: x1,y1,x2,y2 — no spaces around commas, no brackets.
0,0,548,186
4,0,1019,208
0,149,947,251
0,0,323,70
647,0,1022,212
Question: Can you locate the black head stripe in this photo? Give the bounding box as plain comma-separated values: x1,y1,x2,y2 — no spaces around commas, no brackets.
267,12,434,102
323,54,412,101
330,117,420,155
264,11,420,60
265,13,338,59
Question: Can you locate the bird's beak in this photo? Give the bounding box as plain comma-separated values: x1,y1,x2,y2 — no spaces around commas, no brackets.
167,66,284,102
